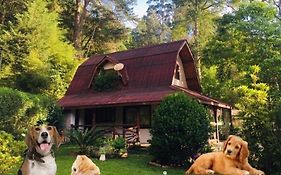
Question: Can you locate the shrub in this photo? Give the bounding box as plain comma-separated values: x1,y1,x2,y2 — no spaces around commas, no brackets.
0,87,55,137
241,101,281,174
69,128,106,154
0,131,25,174
149,92,210,166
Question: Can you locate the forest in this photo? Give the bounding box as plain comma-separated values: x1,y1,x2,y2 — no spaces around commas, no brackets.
0,0,281,174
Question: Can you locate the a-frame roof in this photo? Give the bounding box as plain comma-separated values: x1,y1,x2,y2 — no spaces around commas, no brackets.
59,40,231,109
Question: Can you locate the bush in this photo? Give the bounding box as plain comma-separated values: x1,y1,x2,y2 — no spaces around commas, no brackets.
242,101,281,175
0,131,25,174
149,92,210,166
0,87,58,137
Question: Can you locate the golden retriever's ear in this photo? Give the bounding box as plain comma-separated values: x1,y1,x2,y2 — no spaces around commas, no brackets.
223,135,233,152
52,126,63,147
239,141,249,162
25,127,36,148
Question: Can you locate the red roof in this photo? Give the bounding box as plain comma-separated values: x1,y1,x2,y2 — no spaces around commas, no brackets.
59,40,231,109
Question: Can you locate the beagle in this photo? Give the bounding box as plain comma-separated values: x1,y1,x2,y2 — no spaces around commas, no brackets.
18,125,63,175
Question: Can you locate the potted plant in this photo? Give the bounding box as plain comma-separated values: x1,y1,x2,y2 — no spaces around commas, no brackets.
99,146,106,161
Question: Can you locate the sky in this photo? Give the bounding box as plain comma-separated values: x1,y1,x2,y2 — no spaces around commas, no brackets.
133,0,148,18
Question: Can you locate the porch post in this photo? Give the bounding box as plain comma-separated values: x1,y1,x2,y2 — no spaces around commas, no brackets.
213,107,219,143
92,110,96,128
136,108,140,143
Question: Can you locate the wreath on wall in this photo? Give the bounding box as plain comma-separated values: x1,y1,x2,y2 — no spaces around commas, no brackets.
93,69,120,92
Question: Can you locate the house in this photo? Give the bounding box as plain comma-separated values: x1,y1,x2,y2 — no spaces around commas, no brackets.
58,40,232,144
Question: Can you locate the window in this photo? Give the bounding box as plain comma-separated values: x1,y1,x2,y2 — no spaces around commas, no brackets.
124,108,137,125
175,64,180,80
95,107,115,123
139,106,151,128
124,106,151,128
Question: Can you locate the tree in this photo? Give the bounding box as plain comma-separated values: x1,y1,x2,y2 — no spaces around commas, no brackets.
150,92,210,165
129,10,172,48
147,0,174,26
0,0,79,99
172,0,227,79
203,2,281,103
0,0,30,26
59,0,136,56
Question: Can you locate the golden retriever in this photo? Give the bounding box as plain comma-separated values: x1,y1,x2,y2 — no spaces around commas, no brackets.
71,155,100,175
185,135,265,175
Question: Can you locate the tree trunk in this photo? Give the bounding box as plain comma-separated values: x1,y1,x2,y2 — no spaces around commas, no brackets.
277,0,281,18
193,0,202,81
73,0,89,55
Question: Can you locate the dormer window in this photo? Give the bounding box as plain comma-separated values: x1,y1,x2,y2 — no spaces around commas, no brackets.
93,68,120,92
89,56,129,91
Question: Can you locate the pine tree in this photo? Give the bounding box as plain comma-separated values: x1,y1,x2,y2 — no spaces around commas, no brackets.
0,0,79,99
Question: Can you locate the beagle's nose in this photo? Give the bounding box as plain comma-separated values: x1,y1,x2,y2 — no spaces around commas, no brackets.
227,150,232,154
41,132,48,139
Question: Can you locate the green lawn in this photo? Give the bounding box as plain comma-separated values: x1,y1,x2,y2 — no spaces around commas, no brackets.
11,145,185,175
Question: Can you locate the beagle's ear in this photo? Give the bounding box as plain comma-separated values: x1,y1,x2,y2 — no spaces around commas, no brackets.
223,135,233,152
25,127,36,148
239,141,249,162
52,126,63,147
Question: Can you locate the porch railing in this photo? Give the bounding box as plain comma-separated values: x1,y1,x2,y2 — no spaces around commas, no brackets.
71,124,140,144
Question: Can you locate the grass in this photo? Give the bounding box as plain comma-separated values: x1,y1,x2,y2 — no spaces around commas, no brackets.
10,144,185,175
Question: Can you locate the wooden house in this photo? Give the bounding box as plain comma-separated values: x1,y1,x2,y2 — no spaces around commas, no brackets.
59,40,232,144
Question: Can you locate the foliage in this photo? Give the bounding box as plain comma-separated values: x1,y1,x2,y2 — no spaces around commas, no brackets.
149,92,210,166
241,102,281,174
58,0,135,56
0,87,56,137
129,10,171,48
111,137,127,152
93,69,120,92
0,131,25,174
69,128,106,154
0,0,79,99
203,2,281,102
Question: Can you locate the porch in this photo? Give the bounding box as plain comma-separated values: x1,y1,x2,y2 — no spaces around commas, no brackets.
64,105,155,144
63,103,231,145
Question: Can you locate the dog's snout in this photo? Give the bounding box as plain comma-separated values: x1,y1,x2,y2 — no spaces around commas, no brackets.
227,149,232,154
41,132,48,139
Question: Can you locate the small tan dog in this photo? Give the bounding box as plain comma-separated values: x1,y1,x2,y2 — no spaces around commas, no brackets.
71,155,100,175
186,135,264,175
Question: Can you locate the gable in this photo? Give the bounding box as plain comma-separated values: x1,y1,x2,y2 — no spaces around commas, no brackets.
172,56,188,88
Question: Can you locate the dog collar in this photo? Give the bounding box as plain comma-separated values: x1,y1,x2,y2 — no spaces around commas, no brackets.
25,148,54,163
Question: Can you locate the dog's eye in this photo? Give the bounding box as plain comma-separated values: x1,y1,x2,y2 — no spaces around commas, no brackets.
47,126,52,131
228,142,231,145
235,145,240,149
35,127,40,131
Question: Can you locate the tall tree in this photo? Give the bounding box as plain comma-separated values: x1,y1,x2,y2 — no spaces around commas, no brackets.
172,0,227,79
129,10,172,48
147,0,174,26
0,0,79,99
203,1,281,103
59,0,136,56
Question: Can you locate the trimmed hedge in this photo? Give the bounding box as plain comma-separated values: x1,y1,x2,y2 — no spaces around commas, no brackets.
150,92,210,166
